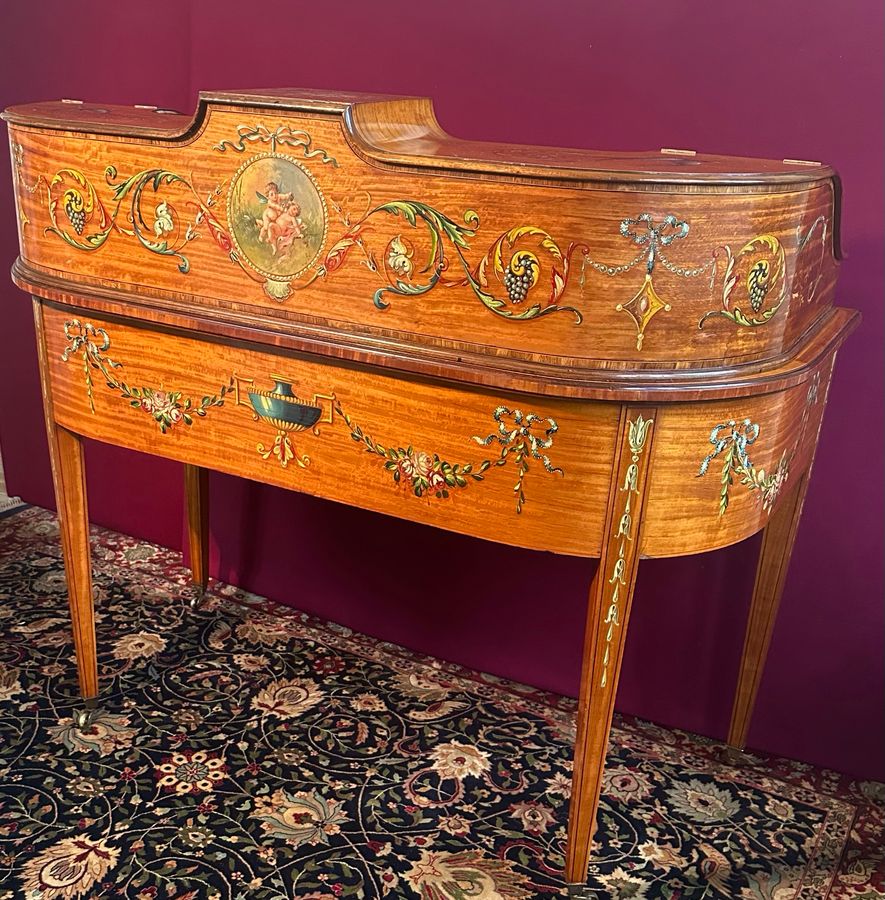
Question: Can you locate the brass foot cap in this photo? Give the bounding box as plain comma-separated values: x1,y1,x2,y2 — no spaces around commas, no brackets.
717,744,759,767
74,699,99,730
187,586,207,610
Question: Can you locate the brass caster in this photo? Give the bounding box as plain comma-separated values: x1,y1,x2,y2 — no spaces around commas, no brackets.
74,700,99,730
717,744,758,767
188,587,207,610
567,885,596,899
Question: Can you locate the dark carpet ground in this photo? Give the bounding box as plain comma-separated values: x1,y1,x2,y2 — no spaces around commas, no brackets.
0,506,881,899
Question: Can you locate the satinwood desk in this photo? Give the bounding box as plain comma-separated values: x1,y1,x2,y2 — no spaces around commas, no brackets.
2,89,857,892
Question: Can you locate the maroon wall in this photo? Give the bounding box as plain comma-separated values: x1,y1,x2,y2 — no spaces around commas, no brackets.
1,1,881,779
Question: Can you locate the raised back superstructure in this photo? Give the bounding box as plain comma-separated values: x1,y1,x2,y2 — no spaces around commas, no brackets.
6,90,845,396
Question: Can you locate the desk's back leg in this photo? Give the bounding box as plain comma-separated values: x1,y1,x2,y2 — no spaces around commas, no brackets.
184,464,210,606
565,407,656,889
727,471,810,750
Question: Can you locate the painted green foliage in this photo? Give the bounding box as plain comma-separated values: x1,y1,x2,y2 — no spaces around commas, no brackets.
41,137,804,342
315,199,579,323
44,152,580,323
47,167,230,274
697,419,789,517
61,320,232,432
335,401,496,500
336,403,563,513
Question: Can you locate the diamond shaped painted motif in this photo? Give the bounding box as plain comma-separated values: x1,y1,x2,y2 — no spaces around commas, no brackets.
616,273,672,350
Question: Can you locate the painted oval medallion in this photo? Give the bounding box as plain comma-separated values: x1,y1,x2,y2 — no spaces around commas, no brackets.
227,153,327,281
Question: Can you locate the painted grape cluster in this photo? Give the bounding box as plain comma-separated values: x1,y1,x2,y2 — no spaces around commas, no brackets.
63,189,86,234
502,253,538,303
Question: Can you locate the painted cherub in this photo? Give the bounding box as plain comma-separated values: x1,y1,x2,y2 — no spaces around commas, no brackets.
271,198,304,254
255,182,306,256
255,182,295,247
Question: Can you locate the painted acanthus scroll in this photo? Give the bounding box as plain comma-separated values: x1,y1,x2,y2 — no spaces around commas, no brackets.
697,235,786,329
573,213,790,339
791,216,830,306
213,124,576,318
307,195,581,322
570,211,795,341
313,203,794,341
33,138,581,322
61,320,232,431
29,128,811,343
43,167,231,274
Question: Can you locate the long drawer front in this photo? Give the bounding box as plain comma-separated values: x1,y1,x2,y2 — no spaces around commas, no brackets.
38,303,834,559
39,303,619,556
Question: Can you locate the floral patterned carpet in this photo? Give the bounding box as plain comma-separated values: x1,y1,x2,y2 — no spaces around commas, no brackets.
0,506,881,900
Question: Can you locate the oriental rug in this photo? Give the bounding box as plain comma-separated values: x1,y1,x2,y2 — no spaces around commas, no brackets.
0,506,881,899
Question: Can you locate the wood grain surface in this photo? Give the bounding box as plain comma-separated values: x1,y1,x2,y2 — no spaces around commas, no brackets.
566,406,656,883
39,303,834,558
6,94,845,380
41,303,619,556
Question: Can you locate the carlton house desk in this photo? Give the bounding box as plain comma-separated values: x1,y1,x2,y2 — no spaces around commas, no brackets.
2,89,857,892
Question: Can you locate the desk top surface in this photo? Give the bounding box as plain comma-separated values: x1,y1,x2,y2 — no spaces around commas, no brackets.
4,88,835,185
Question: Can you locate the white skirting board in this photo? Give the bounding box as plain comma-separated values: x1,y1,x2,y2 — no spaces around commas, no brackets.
0,452,23,515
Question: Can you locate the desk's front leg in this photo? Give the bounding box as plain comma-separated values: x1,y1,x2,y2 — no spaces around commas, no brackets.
47,426,98,713
565,406,656,889
35,303,99,721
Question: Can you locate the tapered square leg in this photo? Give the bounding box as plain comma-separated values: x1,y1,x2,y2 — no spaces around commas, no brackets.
35,301,99,706
727,472,810,749
565,407,656,886
184,463,210,596
45,422,99,701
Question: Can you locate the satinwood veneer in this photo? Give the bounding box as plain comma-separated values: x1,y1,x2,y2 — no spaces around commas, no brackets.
3,89,857,892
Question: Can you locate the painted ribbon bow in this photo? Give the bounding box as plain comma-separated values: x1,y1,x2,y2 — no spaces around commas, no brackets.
697,418,760,477
473,406,562,475
619,213,690,273
61,319,113,362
